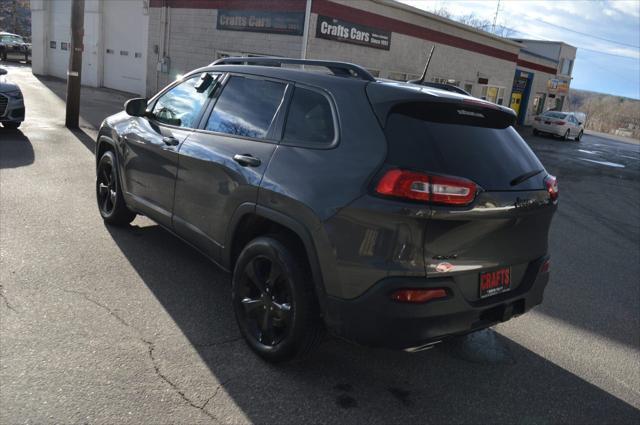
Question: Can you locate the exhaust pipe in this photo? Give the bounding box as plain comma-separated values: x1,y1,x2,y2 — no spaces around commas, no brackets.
404,340,442,353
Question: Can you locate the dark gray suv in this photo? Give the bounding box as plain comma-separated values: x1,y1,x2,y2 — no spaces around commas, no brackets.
96,57,558,362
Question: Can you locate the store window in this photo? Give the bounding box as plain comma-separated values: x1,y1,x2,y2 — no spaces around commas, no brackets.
464,83,473,94
480,86,505,105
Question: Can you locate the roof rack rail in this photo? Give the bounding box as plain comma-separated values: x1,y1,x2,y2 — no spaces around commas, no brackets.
210,56,376,82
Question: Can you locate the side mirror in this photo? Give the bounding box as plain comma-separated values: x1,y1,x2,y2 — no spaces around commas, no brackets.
124,98,148,117
0,68,7,76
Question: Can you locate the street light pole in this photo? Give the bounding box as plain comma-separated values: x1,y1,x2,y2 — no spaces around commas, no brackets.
65,0,85,129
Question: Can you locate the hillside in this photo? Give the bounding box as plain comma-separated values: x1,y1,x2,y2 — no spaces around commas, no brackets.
568,89,640,139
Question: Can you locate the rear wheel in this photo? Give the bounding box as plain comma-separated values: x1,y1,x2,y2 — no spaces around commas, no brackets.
576,130,583,142
563,129,570,141
232,235,322,362
2,122,20,129
533,129,539,136
96,150,136,225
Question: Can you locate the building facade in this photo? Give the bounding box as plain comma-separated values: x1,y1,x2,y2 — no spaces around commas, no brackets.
30,0,576,126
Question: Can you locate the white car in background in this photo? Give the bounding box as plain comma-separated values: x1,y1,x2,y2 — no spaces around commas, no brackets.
533,110,584,141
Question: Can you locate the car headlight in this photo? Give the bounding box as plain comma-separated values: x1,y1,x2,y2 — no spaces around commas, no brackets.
4,90,22,99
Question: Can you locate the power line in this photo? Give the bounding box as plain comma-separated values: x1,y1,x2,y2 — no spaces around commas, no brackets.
533,18,640,49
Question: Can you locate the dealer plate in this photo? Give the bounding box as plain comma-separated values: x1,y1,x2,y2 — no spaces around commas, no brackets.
479,267,511,299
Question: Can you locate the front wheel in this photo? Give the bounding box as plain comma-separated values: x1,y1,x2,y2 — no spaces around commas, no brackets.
232,235,322,362
96,150,136,225
563,129,570,141
576,130,583,141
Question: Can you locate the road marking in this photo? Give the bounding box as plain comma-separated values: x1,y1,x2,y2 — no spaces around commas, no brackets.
578,158,625,168
578,149,600,155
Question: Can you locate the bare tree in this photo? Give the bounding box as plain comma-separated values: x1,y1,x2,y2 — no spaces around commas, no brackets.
430,8,515,38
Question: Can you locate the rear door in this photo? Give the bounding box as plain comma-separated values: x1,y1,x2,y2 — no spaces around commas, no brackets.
382,102,556,301
172,74,289,260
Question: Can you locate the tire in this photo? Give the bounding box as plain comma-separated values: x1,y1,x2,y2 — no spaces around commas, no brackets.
2,122,20,129
232,235,322,363
96,150,136,225
533,129,539,136
576,130,583,142
563,129,570,141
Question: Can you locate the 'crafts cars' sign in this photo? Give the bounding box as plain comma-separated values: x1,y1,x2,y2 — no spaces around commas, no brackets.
217,10,305,36
316,15,391,50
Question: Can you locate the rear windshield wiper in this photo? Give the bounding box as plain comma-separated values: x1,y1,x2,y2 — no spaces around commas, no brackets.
510,169,544,187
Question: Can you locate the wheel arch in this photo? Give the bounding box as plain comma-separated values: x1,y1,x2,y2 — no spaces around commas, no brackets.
224,204,328,316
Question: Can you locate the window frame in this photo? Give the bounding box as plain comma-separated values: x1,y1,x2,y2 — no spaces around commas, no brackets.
279,83,340,150
194,72,292,144
146,72,221,130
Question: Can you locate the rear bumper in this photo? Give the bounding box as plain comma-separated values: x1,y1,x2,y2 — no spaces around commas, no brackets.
324,256,549,350
533,123,564,136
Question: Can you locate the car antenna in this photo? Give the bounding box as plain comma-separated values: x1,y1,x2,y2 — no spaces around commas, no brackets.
417,45,435,85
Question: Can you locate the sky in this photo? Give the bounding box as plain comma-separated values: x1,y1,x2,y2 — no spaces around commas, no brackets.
398,0,640,99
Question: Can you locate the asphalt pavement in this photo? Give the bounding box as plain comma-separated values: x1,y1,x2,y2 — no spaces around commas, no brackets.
1,63,639,424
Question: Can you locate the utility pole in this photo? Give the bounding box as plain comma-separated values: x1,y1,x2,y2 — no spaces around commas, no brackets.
491,0,501,34
65,0,85,129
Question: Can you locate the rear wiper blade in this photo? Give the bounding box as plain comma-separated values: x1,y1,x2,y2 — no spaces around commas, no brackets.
510,169,544,186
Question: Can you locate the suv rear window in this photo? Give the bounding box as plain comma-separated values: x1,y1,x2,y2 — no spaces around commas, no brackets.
385,105,544,191
283,87,335,147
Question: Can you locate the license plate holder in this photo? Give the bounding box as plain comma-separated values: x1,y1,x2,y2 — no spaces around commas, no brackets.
479,267,511,299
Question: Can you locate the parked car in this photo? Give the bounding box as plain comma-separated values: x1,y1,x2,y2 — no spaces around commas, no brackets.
533,110,584,141
0,32,31,63
95,57,558,362
0,67,25,129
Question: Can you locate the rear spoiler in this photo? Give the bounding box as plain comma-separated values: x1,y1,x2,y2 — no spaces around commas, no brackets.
366,83,517,129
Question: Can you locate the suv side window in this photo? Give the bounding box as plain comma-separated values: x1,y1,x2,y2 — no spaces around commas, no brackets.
283,86,335,147
151,76,213,128
205,76,286,139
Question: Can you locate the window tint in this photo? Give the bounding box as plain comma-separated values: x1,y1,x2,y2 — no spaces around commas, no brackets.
151,76,212,128
206,76,286,139
283,87,335,146
384,109,544,191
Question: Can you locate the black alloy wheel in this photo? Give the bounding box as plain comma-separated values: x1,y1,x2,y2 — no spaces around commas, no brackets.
237,255,292,347
96,150,136,225
97,157,117,217
232,236,322,362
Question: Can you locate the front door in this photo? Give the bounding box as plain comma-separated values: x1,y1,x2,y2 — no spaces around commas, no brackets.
121,75,213,227
510,92,522,115
173,74,289,260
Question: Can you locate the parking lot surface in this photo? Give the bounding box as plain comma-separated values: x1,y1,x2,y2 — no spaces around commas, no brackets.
1,63,639,424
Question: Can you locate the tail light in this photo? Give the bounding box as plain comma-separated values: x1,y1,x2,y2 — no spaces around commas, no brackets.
541,259,551,273
391,288,448,303
544,175,558,202
376,169,477,206
534,117,541,121
554,121,566,125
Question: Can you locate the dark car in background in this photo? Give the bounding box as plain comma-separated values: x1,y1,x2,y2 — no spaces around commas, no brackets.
0,32,31,63
95,57,558,363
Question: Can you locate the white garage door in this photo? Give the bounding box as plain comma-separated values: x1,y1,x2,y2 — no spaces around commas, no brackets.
103,0,148,95
47,0,71,80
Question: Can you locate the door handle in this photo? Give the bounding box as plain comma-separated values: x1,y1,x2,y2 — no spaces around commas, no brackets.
233,154,261,167
162,136,179,146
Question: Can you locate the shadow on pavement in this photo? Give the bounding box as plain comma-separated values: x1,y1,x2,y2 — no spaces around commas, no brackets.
106,222,639,424
0,128,34,168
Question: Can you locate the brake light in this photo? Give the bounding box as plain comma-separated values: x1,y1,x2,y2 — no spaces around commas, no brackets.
541,259,551,273
391,288,448,303
544,175,558,202
376,169,477,206
554,121,566,125
462,98,500,110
